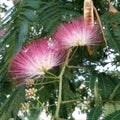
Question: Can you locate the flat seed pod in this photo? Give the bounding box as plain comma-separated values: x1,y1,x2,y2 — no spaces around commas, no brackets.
84,0,94,55
107,0,118,16
84,0,94,27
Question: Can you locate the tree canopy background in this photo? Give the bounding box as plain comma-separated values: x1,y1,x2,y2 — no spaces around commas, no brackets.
0,0,120,120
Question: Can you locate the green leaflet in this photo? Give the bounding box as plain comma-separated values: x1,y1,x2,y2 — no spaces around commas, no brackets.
87,105,102,120
104,110,120,120
0,86,25,119
103,103,120,118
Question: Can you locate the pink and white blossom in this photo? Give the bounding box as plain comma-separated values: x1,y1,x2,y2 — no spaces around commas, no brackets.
0,29,6,37
53,17,99,48
9,38,67,85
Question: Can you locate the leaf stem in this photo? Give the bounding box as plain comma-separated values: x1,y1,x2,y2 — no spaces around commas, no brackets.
40,76,58,79
109,82,120,100
67,65,94,70
54,49,71,119
36,99,52,116
46,71,58,77
48,99,81,107
61,99,80,104
35,80,59,85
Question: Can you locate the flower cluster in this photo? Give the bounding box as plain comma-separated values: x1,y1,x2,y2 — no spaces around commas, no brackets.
21,102,30,113
25,88,37,100
9,39,66,85
53,17,99,48
9,17,100,86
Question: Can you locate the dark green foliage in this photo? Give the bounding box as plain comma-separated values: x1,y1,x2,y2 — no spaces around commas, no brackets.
104,110,120,120
0,86,25,120
87,105,102,120
0,0,120,120
102,12,120,53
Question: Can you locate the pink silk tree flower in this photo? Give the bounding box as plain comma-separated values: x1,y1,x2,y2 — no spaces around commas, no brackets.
9,38,67,85
53,17,99,48
0,29,6,37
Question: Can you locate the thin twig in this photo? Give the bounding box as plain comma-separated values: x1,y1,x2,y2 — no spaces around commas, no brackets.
67,65,84,69
39,76,58,79
48,99,81,108
61,99,80,104
93,6,108,50
34,80,59,85
67,65,94,70
36,99,51,115
46,71,58,77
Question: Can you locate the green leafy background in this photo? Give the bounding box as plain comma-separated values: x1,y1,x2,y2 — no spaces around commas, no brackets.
0,0,120,120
